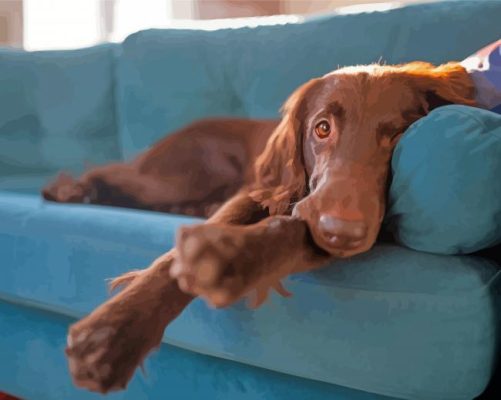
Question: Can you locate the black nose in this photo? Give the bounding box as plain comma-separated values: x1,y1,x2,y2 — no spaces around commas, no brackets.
318,214,367,249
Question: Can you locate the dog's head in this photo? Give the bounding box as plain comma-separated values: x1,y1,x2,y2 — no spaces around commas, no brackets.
251,62,476,257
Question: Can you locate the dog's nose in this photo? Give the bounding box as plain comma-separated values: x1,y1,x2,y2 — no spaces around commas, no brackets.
318,214,367,248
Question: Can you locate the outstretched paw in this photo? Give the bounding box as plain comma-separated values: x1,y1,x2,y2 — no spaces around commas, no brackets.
170,224,246,307
65,300,164,393
171,224,291,308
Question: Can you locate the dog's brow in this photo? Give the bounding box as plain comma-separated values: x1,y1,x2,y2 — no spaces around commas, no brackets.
327,101,346,131
312,100,344,118
311,101,345,128
326,101,345,118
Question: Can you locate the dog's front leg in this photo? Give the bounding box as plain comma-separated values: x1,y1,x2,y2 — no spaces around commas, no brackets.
64,189,268,393
65,250,193,393
172,216,331,308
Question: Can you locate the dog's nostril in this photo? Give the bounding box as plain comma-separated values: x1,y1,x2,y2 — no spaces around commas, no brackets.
318,214,367,241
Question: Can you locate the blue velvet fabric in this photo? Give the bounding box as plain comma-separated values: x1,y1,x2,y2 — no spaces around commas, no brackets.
0,299,397,400
0,44,121,193
387,106,501,254
116,0,501,157
0,192,499,400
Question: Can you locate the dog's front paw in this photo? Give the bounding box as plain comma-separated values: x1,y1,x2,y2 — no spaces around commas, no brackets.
171,224,255,307
66,324,127,393
66,305,162,393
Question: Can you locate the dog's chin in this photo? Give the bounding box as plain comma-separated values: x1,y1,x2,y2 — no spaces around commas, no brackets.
317,241,372,259
308,229,378,259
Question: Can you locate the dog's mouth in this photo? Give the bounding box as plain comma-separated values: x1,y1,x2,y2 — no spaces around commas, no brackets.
310,233,373,258
302,225,342,260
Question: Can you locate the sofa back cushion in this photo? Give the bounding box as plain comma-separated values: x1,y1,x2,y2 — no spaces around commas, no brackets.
0,44,121,192
116,0,501,157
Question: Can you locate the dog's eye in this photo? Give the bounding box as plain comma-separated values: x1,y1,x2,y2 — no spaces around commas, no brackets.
315,120,331,139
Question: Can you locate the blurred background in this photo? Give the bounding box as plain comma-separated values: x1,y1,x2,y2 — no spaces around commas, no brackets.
1,0,434,50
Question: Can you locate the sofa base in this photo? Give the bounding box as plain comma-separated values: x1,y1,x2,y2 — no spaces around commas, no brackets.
0,298,396,400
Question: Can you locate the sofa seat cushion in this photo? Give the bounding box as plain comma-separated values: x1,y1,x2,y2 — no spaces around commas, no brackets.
0,192,499,400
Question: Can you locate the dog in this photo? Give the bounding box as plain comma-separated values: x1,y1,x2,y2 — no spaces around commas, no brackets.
49,59,495,392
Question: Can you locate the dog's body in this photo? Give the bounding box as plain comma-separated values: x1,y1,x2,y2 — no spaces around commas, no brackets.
49,61,488,392
43,118,278,217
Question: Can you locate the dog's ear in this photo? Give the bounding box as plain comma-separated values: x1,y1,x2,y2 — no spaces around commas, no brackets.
400,61,477,112
250,79,318,215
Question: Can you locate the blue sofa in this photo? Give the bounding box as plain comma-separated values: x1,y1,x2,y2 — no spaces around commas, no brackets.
1,1,500,399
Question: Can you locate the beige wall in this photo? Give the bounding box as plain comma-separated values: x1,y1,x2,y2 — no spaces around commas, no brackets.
194,0,281,19
191,0,440,19
172,0,196,19
0,0,23,47
284,0,438,15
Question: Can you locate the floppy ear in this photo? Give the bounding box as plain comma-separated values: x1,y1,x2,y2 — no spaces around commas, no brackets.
399,61,477,112
250,79,318,215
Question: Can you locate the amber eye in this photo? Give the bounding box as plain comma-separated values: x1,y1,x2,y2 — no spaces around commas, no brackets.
315,120,331,139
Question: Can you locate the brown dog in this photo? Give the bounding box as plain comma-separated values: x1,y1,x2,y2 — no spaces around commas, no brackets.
45,62,476,392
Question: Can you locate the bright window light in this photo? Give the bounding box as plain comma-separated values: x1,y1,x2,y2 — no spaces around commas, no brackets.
111,0,172,42
24,0,101,50
23,0,173,50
